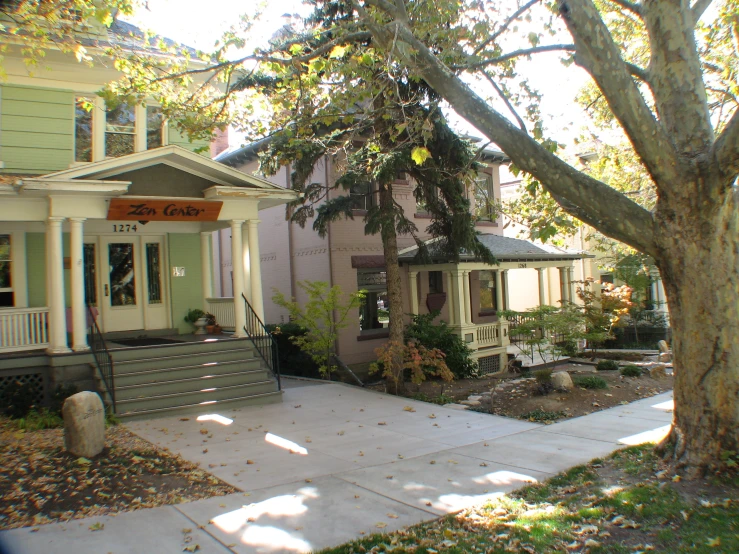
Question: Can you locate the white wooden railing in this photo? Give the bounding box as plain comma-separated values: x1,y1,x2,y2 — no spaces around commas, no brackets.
0,307,49,352
205,298,235,330
475,320,510,348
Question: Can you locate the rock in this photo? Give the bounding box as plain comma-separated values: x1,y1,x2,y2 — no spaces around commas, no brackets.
551,371,574,391
658,340,670,353
658,352,672,363
649,364,667,379
467,395,483,402
460,400,481,407
63,391,106,458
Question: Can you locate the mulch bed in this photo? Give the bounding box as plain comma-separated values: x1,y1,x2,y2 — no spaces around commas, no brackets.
0,419,238,530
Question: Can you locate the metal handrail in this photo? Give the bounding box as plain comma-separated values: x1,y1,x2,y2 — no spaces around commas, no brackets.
87,305,116,412
241,294,281,390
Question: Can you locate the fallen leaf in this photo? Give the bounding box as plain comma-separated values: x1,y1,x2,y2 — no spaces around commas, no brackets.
387,513,398,519
180,418,190,421
706,537,721,547
182,528,192,533
376,522,387,528
403,406,416,412
77,457,92,466
199,429,208,435
183,545,200,552
378,422,387,426
89,522,104,531
246,460,255,465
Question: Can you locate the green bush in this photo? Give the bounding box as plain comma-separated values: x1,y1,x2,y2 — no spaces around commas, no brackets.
520,409,567,423
405,311,477,379
266,322,321,378
534,369,553,383
1,380,38,419
574,376,609,389
620,365,642,377
411,392,455,405
555,340,580,358
596,359,620,371
49,383,78,415
15,408,63,431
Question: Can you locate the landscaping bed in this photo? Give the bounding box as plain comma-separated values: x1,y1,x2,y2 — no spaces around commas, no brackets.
320,444,739,553
0,418,237,530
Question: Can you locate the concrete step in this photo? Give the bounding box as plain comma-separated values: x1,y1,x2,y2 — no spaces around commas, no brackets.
117,390,283,420
109,358,263,386
112,348,255,374
116,380,279,414
108,337,257,363
113,369,272,401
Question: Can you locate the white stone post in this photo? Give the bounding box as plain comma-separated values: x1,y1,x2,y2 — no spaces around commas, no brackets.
241,225,251,304
408,271,419,315
445,270,455,324
454,270,466,327
201,232,213,303
502,269,509,311
462,270,472,324
47,217,70,353
559,267,569,304
70,218,89,352
247,220,264,321
495,269,504,313
537,267,546,307
568,266,576,303
230,220,247,338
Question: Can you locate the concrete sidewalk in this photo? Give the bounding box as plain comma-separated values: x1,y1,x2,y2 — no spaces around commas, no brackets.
0,380,673,554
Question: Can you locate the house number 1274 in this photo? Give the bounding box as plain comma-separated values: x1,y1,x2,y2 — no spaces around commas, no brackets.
112,224,138,233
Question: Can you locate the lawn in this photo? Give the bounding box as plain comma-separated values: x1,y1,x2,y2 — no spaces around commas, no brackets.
320,445,739,553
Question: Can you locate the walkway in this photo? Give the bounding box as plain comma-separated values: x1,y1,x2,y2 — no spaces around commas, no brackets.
0,379,674,554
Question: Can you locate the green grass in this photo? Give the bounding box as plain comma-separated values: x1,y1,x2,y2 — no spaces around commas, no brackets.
574,375,609,389
318,445,739,554
14,408,63,431
411,392,456,405
519,408,567,423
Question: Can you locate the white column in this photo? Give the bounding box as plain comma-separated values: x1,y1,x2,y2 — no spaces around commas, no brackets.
462,270,472,325
537,268,546,307
568,267,576,303
454,270,466,326
502,269,509,311
408,271,419,315
247,220,264,321
69,218,88,352
444,270,455,324
559,267,569,303
47,217,70,353
201,232,213,301
230,220,247,338
241,225,251,303
495,269,504,313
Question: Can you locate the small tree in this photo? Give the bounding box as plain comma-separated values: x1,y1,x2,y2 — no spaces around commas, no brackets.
575,279,633,355
272,281,365,379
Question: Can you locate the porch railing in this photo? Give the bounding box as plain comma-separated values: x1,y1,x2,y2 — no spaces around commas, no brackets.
476,321,509,347
205,297,235,330
0,307,49,353
241,293,281,391
88,305,115,413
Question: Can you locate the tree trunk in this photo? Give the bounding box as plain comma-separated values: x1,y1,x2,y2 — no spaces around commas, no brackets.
379,183,406,395
656,189,739,476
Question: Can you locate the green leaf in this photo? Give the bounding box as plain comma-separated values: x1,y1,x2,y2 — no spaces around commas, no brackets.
411,146,432,166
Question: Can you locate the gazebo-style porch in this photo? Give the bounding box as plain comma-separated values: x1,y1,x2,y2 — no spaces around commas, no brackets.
399,234,593,373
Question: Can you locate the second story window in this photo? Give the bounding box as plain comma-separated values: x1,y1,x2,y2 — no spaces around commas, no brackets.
74,97,93,163
105,103,136,158
146,106,164,149
474,174,496,221
350,181,374,211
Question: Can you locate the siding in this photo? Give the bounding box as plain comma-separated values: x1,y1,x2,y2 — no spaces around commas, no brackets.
26,233,46,307
0,85,74,174
168,124,210,155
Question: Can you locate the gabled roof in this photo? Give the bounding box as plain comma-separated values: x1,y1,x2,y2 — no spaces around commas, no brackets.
399,233,592,263
43,145,284,190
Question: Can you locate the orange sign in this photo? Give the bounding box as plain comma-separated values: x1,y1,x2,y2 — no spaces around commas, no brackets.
107,198,222,222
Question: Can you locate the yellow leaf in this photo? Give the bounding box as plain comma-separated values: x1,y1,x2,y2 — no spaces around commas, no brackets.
706,537,721,547
411,146,432,166
89,522,104,531
376,522,387,528
329,45,348,59
403,406,416,412
77,457,92,466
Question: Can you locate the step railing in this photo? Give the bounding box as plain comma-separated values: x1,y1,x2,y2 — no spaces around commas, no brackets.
87,305,116,413
0,307,49,352
241,293,281,390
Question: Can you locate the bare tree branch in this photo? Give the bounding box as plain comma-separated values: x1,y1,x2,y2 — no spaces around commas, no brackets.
625,62,649,82
691,0,713,23
608,0,642,16
715,109,739,182
557,0,682,190
482,71,527,131
472,0,541,57
358,14,658,255
455,44,575,70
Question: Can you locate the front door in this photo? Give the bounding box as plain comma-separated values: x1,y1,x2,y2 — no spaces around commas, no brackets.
99,235,168,333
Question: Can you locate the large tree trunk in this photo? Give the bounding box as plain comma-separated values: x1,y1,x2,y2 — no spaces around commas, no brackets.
379,183,406,394
656,186,739,476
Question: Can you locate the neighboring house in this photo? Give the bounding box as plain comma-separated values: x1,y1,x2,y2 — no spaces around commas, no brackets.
0,17,297,417
214,141,591,373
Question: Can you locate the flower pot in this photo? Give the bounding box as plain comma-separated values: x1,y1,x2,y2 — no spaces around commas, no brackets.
193,317,208,335
206,324,216,334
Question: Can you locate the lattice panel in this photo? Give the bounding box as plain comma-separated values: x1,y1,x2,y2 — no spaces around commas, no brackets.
478,355,500,376
0,372,45,406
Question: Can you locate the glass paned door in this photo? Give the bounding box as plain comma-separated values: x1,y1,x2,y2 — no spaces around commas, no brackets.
100,238,145,332
109,243,136,306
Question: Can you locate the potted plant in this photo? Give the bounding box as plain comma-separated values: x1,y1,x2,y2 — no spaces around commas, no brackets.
184,309,208,335
205,313,222,335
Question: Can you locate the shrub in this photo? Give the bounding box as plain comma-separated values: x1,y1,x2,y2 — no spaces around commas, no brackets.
49,383,78,415
411,392,455,405
596,359,620,371
266,322,321,378
1,380,37,419
15,408,63,431
372,339,454,390
620,365,642,377
520,409,567,423
555,339,580,358
533,369,555,395
574,376,608,389
405,312,477,379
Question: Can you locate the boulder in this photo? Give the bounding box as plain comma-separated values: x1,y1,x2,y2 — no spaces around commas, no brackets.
658,352,673,363
649,364,667,379
551,371,574,391
658,340,670,354
63,391,106,458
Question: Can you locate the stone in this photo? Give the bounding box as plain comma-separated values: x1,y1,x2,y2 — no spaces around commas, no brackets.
467,395,483,402
649,364,667,379
460,400,481,407
658,352,672,363
658,340,670,354
63,391,106,458
551,371,574,391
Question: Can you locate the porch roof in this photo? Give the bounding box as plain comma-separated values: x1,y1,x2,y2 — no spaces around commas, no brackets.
398,234,593,264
